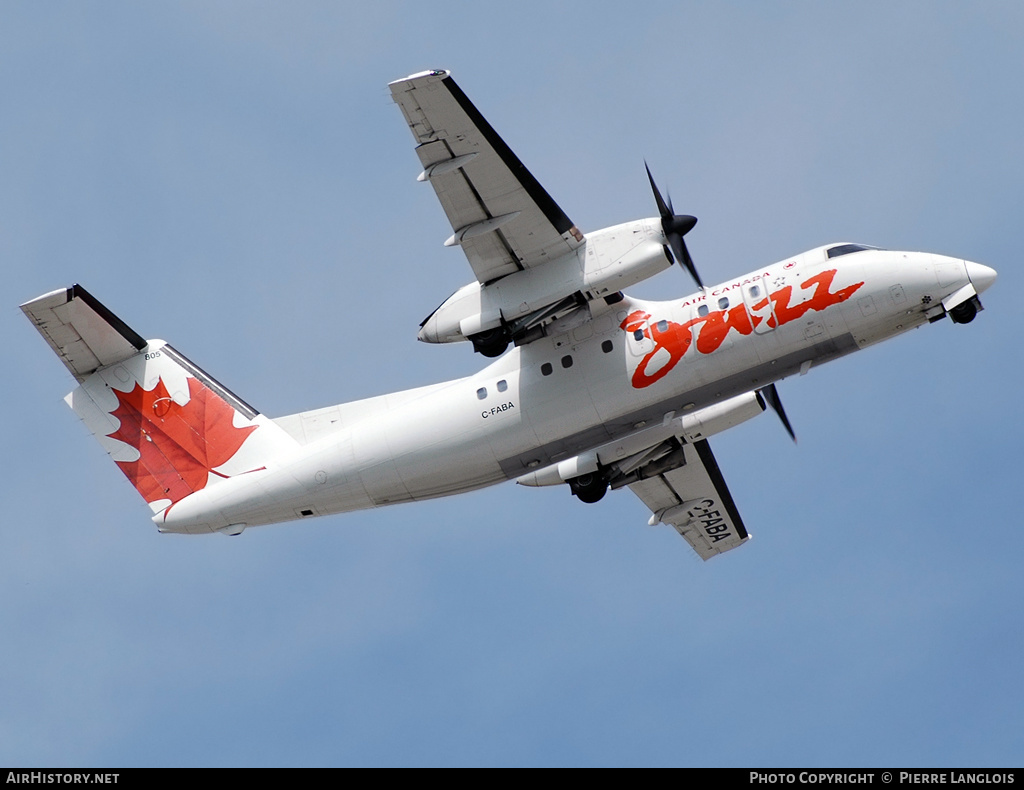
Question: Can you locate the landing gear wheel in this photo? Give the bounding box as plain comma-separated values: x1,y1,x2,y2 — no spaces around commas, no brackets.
950,300,977,324
470,328,510,358
569,473,608,504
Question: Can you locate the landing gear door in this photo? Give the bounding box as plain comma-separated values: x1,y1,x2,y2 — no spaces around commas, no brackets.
743,281,776,334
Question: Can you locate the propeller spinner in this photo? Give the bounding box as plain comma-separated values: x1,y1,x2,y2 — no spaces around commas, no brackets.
645,162,704,290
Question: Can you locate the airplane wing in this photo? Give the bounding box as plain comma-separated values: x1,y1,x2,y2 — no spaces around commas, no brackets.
628,439,750,561
389,70,584,285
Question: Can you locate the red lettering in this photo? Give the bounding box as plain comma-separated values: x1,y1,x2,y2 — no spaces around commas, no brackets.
622,268,864,388
770,269,864,326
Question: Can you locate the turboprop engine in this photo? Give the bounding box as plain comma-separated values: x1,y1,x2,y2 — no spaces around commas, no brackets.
418,219,672,356
516,390,769,502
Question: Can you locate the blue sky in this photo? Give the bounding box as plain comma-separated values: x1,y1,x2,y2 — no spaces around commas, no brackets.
2,1,1022,767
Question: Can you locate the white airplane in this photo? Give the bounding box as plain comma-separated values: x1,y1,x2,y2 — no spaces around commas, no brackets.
22,69,996,560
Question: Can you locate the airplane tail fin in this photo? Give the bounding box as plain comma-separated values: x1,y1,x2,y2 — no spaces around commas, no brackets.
21,285,296,522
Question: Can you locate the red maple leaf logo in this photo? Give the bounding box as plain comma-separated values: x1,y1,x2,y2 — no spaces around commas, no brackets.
107,377,258,505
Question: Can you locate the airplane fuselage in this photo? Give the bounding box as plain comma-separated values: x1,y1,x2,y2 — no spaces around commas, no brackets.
20,70,998,558
156,244,993,534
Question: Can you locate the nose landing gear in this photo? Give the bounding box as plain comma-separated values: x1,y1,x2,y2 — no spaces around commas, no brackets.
469,327,511,357
949,296,981,324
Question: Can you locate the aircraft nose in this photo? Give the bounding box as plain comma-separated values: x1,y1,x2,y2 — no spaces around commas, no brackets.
966,260,997,294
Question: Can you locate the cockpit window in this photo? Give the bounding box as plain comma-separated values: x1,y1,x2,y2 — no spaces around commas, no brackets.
826,243,880,259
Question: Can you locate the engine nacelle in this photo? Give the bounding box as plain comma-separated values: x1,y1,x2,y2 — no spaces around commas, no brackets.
516,391,766,488
418,219,671,346
676,391,768,443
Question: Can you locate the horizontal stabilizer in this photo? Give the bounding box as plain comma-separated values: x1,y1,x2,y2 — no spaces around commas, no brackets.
21,285,147,382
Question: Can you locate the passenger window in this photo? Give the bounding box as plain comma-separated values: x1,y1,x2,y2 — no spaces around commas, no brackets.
633,329,644,341
497,379,508,392
561,355,573,369
541,363,553,376
656,320,668,333
718,297,729,310
476,387,487,400
601,339,613,353
697,304,709,317
750,285,761,298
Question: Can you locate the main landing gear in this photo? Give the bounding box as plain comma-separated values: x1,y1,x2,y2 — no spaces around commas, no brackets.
569,472,608,504
469,328,510,358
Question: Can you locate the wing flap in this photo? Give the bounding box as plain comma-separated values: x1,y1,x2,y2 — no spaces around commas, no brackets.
390,69,583,284
628,440,750,561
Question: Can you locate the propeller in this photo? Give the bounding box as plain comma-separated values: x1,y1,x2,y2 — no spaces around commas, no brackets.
645,162,703,290
758,382,797,444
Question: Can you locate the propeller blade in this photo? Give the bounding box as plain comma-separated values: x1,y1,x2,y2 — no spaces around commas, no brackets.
645,162,670,218
676,236,704,290
759,383,797,443
644,162,705,290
